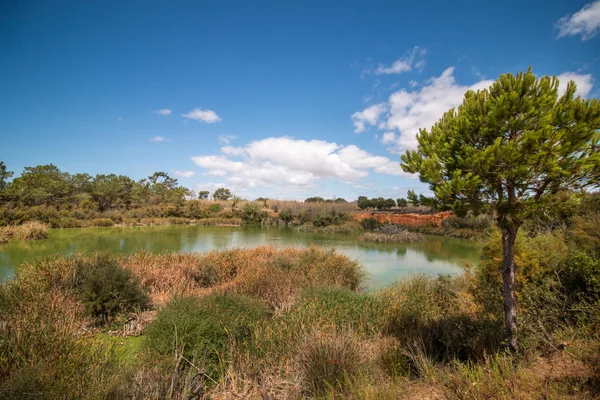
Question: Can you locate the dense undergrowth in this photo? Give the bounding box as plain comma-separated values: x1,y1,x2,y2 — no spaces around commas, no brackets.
1,210,599,399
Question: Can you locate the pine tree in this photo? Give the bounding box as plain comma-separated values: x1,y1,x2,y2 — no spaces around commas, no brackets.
401,68,600,351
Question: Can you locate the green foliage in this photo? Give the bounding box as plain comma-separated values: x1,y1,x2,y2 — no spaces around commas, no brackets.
212,187,232,201
207,203,223,214
396,198,407,207
241,202,266,223
380,275,502,361
407,190,420,206
298,329,362,395
290,286,384,336
401,68,600,349
71,254,149,321
198,190,209,200
305,196,325,203
360,217,381,231
144,293,268,378
357,196,396,210
559,250,600,302
0,160,13,191
443,212,493,231
278,208,293,223
401,68,600,229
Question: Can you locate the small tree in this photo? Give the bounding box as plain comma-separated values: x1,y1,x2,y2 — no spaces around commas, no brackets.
198,190,209,200
213,187,232,201
396,198,408,207
407,190,420,206
401,69,600,351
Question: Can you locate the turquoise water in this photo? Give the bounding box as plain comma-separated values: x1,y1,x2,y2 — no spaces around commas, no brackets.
0,225,481,288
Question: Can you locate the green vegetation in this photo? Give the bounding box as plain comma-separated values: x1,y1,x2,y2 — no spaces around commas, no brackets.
402,68,600,350
70,255,149,322
1,223,598,398
145,293,268,378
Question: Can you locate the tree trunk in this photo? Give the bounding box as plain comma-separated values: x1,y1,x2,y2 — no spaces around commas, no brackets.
501,226,519,352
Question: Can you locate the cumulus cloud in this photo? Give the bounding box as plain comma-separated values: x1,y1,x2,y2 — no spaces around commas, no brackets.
174,170,195,178
218,134,236,144
149,136,168,142
373,46,427,75
556,0,600,40
156,109,172,116
557,72,594,97
191,136,413,191
380,132,397,145
354,67,595,153
182,108,222,123
351,103,387,133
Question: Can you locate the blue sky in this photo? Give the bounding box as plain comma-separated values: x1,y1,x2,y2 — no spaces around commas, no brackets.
1,0,599,200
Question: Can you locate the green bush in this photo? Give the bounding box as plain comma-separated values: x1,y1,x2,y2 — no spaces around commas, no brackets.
380,275,502,361
288,286,384,336
559,250,600,302
207,203,223,214
144,293,269,378
71,255,149,322
360,217,381,231
278,208,294,224
240,202,266,223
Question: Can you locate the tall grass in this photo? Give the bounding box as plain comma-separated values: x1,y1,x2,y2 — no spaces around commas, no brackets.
0,221,49,243
1,230,599,399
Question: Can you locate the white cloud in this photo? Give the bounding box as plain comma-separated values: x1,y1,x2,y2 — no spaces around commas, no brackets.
353,67,493,151
174,170,195,178
182,108,222,123
149,136,168,142
354,67,596,154
557,72,594,97
373,47,427,75
191,136,413,192
351,103,387,133
409,80,418,88
218,134,236,144
156,109,172,116
556,0,600,40
380,132,397,145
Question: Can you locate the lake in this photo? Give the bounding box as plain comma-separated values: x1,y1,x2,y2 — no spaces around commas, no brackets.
0,225,481,288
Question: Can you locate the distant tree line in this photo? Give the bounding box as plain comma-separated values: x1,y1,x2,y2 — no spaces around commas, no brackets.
356,191,437,210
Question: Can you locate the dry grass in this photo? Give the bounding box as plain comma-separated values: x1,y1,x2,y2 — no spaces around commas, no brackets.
0,221,49,243
362,231,425,243
120,246,364,309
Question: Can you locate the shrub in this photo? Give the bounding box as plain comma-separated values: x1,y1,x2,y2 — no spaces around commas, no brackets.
12,221,50,240
288,286,384,336
240,202,266,223
559,250,600,302
144,293,268,379
443,212,493,231
380,275,501,361
207,203,223,214
91,218,114,227
71,254,148,322
360,217,381,231
278,208,294,224
298,329,362,395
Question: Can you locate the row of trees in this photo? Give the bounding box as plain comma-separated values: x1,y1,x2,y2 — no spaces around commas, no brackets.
356,191,437,210
0,162,239,212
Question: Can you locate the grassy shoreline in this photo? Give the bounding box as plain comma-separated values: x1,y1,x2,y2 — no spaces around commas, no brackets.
1,243,597,399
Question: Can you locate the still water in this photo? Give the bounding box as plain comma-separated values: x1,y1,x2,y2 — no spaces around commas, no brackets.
0,225,480,288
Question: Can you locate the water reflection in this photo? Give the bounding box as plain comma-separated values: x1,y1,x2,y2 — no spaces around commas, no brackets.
0,225,481,288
